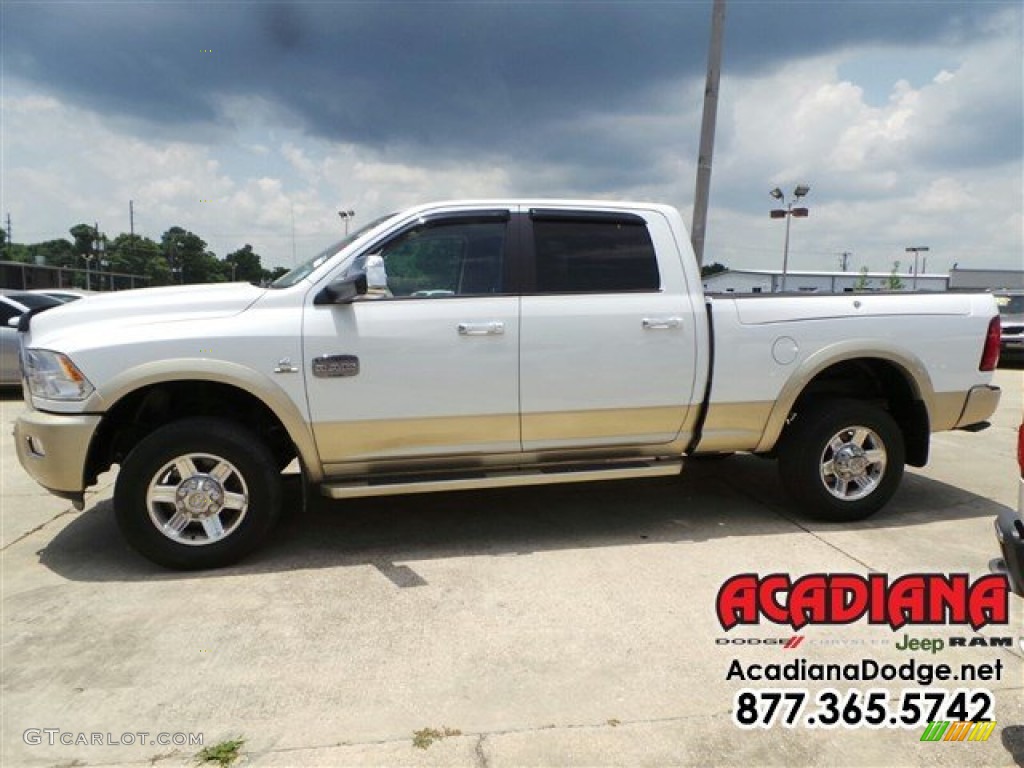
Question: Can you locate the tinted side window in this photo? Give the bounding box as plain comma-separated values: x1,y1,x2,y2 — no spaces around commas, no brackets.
378,219,507,297
533,219,659,293
8,294,60,310
0,302,22,325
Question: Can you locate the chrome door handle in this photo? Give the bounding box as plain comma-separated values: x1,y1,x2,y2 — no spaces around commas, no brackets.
642,317,682,330
458,321,505,336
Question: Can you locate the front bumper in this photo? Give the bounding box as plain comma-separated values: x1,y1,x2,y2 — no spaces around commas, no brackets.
954,384,1001,430
14,409,102,498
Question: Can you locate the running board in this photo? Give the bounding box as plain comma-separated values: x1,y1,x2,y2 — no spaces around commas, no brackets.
320,459,683,500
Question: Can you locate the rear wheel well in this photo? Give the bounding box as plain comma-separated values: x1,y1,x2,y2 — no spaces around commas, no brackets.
85,381,297,485
787,358,929,467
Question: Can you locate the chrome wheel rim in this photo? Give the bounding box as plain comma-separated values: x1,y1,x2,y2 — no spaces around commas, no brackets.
819,426,887,501
146,453,249,546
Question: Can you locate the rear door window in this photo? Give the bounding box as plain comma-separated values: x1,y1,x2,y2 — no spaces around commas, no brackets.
530,213,660,293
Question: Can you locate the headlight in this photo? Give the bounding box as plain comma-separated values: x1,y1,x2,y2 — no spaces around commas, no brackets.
22,349,95,401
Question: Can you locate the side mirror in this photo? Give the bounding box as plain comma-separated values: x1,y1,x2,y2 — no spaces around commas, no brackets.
364,253,389,295
314,272,368,305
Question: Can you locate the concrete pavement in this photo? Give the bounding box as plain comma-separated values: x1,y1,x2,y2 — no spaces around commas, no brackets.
1,368,1022,767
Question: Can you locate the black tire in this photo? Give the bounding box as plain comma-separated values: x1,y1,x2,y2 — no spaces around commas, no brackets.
114,417,282,570
777,398,905,522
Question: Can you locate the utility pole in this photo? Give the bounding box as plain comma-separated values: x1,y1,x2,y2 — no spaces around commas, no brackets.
905,246,929,290
291,203,297,266
839,251,851,272
690,0,726,267
5,213,11,247
128,201,136,288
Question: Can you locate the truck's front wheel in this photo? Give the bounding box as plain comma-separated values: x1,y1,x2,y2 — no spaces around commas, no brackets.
778,399,905,522
114,418,282,569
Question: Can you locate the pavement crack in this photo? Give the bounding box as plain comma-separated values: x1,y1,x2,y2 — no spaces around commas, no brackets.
725,480,876,571
1,508,74,552
239,710,734,764
474,733,489,768
774,514,876,571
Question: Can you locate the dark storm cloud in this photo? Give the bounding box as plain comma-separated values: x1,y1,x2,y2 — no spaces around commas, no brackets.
3,0,1012,181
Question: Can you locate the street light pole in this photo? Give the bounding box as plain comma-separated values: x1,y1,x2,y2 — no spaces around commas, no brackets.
338,209,355,236
905,246,929,291
781,202,793,291
769,185,810,292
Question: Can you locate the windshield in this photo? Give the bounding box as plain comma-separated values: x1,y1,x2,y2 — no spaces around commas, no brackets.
270,213,397,288
995,294,1024,316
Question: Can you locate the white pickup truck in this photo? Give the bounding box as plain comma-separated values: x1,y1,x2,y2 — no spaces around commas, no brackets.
13,200,1002,569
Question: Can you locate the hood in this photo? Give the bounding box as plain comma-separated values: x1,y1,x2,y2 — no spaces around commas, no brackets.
25,282,266,347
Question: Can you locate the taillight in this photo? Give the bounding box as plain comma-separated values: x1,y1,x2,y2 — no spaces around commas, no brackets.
979,316,1000,371
1018,423,1024,479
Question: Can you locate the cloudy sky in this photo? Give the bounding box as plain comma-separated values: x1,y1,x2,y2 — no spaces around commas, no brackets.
2,1,1021,274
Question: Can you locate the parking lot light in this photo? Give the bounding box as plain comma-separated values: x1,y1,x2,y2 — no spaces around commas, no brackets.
769,185,811,292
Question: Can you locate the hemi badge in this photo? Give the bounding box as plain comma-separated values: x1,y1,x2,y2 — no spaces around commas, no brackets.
312,354,360,378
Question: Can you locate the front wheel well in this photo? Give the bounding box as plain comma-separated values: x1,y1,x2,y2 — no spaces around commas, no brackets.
787,358,929,467
85,381,297,485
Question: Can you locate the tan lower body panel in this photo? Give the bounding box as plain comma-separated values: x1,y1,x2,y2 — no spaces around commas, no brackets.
313,413,521,463
929,391,970,431
953,385,1001,428
695,400,774,453
317,406,696,470
521,405,691,450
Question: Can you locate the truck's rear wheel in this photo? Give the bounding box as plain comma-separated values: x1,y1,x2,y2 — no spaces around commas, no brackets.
778,399,904,522
115,418,282,569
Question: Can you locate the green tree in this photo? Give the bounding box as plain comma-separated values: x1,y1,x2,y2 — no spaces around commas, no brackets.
161,227,224,284
701,262,727,277
68,224,109,288
69,223,99,257
3,244,32,263
224,244,264,284
33,238,77,268
886,266,904,291
107,234,168,286
854,266,870,291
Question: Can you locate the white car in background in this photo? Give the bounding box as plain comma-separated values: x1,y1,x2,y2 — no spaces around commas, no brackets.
0,292,64,386
994,291,1024,362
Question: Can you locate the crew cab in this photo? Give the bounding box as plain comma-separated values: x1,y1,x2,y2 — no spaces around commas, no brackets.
13,200,1003,569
